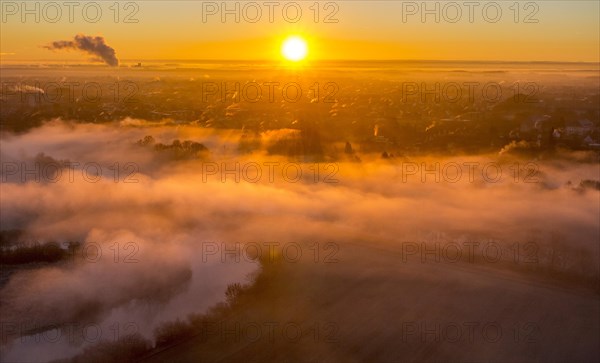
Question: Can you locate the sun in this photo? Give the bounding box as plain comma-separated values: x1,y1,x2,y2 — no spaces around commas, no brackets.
281,36,308,62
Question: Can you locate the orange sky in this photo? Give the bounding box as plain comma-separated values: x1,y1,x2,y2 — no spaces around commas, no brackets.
1,1,599,63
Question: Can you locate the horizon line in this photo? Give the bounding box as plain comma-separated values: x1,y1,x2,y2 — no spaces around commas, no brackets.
1,58,599,65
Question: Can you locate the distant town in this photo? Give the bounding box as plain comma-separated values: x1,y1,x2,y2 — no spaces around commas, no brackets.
2,63,598,159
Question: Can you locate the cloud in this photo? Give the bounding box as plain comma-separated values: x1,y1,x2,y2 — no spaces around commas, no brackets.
44,34,119,67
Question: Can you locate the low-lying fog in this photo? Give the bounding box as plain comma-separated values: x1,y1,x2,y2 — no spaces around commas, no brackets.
1,120,598,361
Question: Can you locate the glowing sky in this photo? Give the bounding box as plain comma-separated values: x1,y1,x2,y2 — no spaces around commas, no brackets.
1,1,598,62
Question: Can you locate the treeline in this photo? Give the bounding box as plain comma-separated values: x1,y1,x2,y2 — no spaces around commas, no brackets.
136,135,209,160
0,230,77,264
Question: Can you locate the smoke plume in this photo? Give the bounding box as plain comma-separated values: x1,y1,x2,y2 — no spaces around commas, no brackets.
44,34,119,67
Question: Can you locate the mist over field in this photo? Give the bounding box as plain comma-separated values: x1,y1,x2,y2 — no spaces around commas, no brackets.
1,117,598,361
